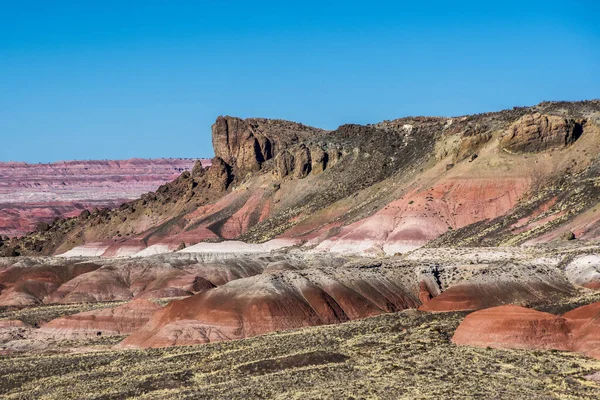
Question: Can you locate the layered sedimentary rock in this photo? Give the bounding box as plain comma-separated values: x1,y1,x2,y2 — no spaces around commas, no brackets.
40,298,162,339
118,247,587,349
211,116,326,173
411,248,577,312
0,262,101,306
120,266,420,348
418,279,576,312
0,158,205,236
0,254,272,306
1,248,595,353
452,301,600,359
452,305,572,350
4,101,600,259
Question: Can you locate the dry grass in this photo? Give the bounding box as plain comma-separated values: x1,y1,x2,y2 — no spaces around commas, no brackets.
0,301,128,327
1,310,599,399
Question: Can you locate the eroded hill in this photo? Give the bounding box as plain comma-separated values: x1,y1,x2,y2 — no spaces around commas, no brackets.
2,101,600,259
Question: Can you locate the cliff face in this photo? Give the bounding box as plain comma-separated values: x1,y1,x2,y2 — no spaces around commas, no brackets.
2,101,600,257
0,158,206,237
500,113,585,153
211,116,327,173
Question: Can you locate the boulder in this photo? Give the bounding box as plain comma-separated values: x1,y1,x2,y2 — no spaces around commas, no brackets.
561,230,576,241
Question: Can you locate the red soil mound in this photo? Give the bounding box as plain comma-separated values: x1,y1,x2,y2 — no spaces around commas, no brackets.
0,263,101,306
41,298,162,338
564,302,600,359
419,280,575,312
453,301,600,359
452,305,571,351
121,269,419,348
46,260,261,304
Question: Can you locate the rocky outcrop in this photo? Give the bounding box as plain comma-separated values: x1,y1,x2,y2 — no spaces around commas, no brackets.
212,116,326,173
4,101,600,258
205,157,232,192
500,113,585,153
273,144,333,179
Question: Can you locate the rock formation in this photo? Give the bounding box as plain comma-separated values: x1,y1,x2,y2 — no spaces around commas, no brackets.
211,116,326,173
418,280,575,312
0,262,101,306
4,101,600,258
500,113,585,153
0,254,275,306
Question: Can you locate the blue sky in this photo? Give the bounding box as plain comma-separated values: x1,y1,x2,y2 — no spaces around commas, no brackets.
1,0,599,162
